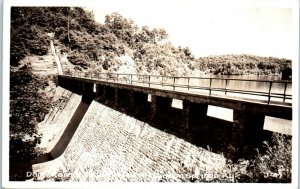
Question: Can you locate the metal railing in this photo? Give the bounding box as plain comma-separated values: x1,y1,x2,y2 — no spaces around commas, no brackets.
63,71,292,105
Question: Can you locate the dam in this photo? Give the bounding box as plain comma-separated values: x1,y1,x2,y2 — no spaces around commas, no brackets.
29,72,292,181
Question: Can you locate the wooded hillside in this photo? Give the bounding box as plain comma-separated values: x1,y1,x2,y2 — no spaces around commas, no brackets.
11,7,292,76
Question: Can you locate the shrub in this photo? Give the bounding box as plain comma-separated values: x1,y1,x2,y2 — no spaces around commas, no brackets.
245,133,292,182
67,53,88,69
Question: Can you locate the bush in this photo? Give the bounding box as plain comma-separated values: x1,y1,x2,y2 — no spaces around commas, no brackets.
67,53,88,69
244,133,292,182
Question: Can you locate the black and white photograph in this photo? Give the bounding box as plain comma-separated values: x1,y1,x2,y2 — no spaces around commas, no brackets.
2,0,299,188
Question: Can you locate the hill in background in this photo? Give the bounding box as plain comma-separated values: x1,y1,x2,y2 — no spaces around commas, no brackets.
10,7,292,76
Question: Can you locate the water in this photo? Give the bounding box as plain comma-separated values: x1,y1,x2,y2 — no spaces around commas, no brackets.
172,74,292,104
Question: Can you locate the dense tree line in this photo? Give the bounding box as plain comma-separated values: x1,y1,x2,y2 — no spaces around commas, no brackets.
196,54,291,75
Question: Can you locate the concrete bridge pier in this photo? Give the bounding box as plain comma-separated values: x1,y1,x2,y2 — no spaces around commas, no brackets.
129,91,148,116
182,100,208,140
105,86,115,104
232,110,265,153
95,84,105,98
116,89,131,108
82,82,95,104
115,88,118,107
95,85,118,106
78,81,84,94
150,95,172,123
82,82,93,93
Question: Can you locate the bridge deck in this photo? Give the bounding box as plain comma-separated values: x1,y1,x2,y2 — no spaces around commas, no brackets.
64,72,292,107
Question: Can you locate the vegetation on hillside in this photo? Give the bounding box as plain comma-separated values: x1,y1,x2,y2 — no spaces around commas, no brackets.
10,66,51,180
245,133,292,182
10,7,291,76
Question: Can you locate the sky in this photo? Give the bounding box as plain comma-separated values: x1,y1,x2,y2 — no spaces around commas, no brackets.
86,0,296,59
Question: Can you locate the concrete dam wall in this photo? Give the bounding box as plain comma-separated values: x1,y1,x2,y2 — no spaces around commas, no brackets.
32,89,228,181
35,87,82,154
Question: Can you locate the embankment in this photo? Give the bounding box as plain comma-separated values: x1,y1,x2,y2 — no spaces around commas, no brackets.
32,94,228,182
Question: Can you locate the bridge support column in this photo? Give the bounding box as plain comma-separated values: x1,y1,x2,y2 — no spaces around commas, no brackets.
82,82,95,104
116,89,131,109
182,100,190,130
129,92,148,116
115,88,118,107
82,82,93,93
182,100,208,139
96,84,105,98
151,95,172,121
129,91,134,110
105,86,115,103
232,110,265,152
103,86,106,98
74,80,82,94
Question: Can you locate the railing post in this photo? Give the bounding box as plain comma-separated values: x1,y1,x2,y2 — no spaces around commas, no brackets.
131,74,133,84
149,76,151,87
209,78,212,95
225,79,228,95
283,82,288,102
117,74,119,82
268,81,272,104
162,76,164,87
188,77,190,90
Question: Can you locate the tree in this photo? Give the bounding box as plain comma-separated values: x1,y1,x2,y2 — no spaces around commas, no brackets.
152,28,168,44
104,12,138,45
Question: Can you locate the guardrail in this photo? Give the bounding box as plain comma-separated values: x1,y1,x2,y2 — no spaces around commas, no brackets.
64,72,292,104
